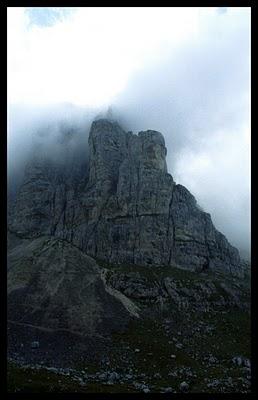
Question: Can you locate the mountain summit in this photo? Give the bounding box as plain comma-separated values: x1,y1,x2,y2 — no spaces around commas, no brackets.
8,118,241,275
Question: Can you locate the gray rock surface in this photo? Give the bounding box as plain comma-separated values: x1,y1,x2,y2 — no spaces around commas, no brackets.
7,236,134,336
8,118,242,275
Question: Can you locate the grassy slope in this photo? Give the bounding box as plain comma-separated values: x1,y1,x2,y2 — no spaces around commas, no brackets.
8,263,251,393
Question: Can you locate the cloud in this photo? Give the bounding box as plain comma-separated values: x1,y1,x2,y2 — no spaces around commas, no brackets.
7,103,104,202
110,7,250,257
7,7,200,106
7,7,250,258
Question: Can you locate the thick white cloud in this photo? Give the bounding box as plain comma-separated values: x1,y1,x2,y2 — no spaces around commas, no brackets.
7,7,251,258
7,7,201,106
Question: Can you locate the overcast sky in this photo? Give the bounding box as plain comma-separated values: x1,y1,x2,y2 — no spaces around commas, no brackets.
7,7,251,258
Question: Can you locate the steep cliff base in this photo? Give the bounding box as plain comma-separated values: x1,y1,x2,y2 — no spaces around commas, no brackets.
7,236,250,393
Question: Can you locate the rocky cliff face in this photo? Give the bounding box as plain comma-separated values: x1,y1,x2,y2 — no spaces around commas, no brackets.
7,118,250,391
8,119,241,275
7,236,132,336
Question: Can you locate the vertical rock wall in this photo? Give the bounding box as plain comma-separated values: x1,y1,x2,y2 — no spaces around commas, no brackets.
8,119,241,275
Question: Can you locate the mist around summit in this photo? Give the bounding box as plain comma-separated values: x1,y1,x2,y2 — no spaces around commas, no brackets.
8,7,250,257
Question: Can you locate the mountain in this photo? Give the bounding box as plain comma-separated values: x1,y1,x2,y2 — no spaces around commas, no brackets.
7,118,250,393
8,118,241,275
